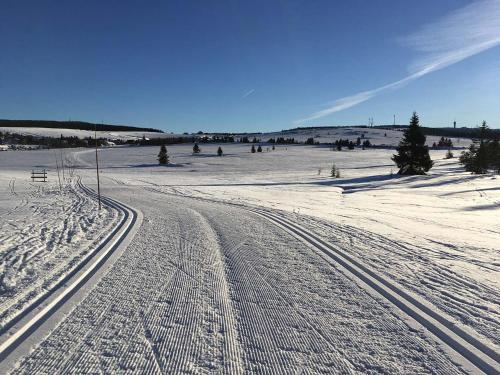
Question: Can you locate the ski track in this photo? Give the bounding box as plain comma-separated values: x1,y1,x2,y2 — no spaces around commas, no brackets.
285,212,500,349
0,179,120,330
11,188,468,374
144,183,499,351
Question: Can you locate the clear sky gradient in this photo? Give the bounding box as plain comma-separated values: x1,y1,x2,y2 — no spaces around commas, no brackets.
1,0,499,132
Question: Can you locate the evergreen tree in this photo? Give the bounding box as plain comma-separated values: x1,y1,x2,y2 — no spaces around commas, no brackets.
193,143,201,154
489,139,500,173
217,146,223,156
460,121,490,174
257,145,262,152
251,144,256,153
158,144,169,165
460,142,490,174
392,112,433,175
330,163,337,177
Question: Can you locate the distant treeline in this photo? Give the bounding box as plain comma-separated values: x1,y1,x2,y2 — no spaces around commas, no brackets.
137,134,236,146
1,131,107,148
136,137,195,146
289,125,500,139
421,127,500,139
0,119,163,133
267,137,298,144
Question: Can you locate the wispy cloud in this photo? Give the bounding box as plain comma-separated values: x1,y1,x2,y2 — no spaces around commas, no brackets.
242,89,255,98
297,0,500,123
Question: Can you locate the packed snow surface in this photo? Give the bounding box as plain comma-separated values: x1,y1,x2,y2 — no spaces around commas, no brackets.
1,141,498,373
11,192,469,374
0,152,119,329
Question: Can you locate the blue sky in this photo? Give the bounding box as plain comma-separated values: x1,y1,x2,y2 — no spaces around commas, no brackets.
1,0,499,132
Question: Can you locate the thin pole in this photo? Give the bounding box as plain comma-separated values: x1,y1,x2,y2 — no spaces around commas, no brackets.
54,152,62,191
60,150,65,182
95,124,101,210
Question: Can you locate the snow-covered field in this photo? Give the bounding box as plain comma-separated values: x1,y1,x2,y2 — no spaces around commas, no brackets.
0,153,119,330
1,125,469,147
0,139,498,373
0,126,178,141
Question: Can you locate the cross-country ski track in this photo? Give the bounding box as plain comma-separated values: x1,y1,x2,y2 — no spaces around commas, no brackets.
0,178,141,372
1,179,499,373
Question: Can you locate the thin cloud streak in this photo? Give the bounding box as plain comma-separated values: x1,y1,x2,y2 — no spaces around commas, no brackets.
242,89,255,98
297,0,500,124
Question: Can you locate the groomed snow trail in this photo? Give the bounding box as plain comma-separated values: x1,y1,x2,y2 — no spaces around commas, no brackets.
0,179,138,368
10,187,471,374
282,212,500,349
247,208,499,374
0,177,119,330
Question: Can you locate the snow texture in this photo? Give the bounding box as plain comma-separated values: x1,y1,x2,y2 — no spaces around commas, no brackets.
0,132,498,373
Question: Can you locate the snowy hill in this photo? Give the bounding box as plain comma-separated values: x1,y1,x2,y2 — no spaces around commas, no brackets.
0,126,182,142
244,126,471,147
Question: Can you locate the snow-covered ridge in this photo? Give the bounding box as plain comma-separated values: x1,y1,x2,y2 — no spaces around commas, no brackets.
1,126,470,147
247,126,470,147
0,127,180,142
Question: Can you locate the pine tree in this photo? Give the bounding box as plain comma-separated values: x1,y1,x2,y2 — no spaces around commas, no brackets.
489,139,500,173
460,142,489,174
257,145,262,152
392,112,433,175
193,143,201,154
330,163,337,177
158,144,169,165
477,121,491,172
460,121,490,174
217,146,223,156
251,145,256,153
